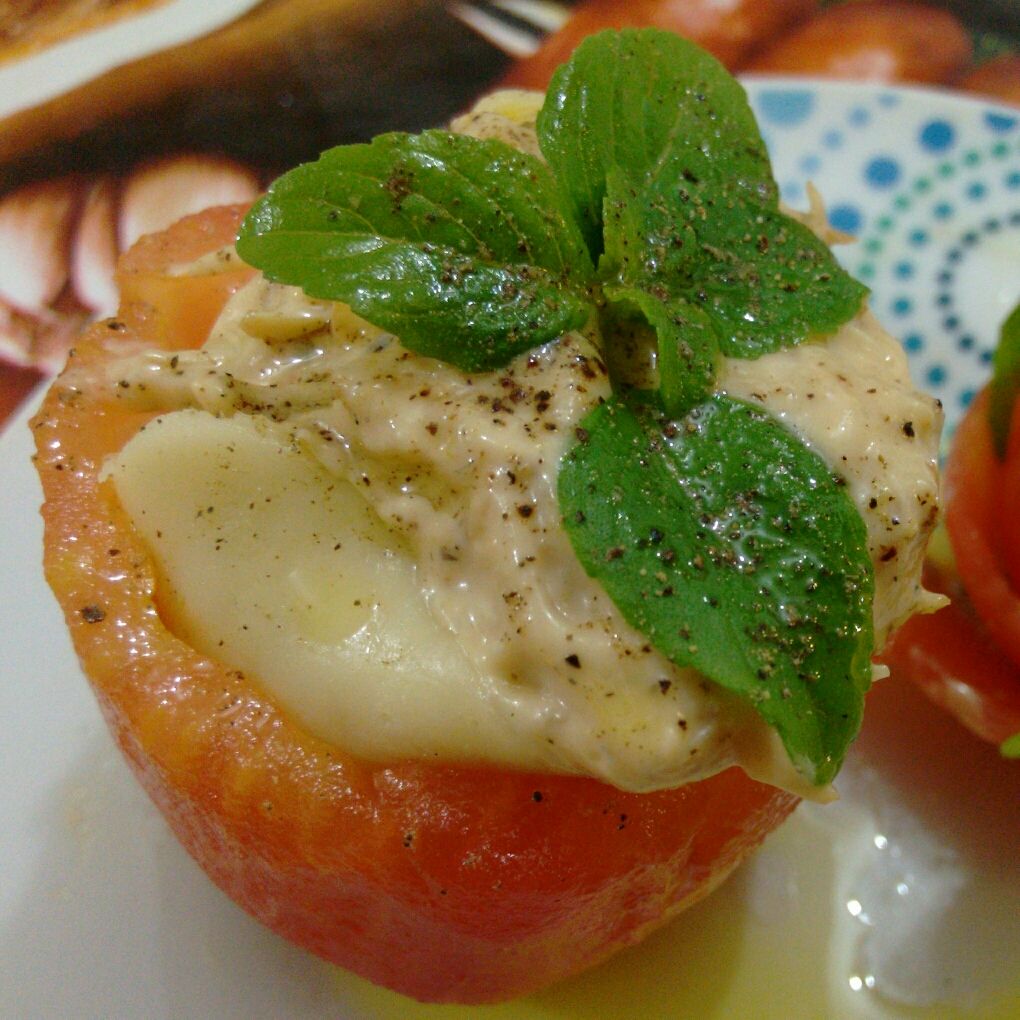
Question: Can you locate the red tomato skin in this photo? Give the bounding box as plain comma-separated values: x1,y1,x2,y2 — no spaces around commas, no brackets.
33,205,799,1003
998,398,1020,596
881,390,1020,747
957,56,1020,109
880,566,1020,747
944,390,1020,673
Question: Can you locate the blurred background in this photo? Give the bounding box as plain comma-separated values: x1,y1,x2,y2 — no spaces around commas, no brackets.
1,0,1018,423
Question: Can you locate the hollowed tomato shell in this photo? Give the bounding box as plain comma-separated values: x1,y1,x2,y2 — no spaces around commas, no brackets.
32,205,798,1003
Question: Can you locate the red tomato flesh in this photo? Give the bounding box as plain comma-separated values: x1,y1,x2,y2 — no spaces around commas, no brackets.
944,390,1020,674
881,390,1020,747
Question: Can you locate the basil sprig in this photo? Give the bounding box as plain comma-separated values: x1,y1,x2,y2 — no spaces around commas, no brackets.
541,30,866,414
237,28,875,785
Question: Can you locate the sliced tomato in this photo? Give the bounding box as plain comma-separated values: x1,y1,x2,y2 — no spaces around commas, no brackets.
881,564,1020,746
32,205,798,1003
998,397,1020,596
115,203,256,350
881,389,1020,747
944,390,1020,674
956,55,1020,109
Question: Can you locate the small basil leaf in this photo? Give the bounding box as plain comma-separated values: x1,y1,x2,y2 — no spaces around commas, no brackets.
600,168,718,412
989,301,1020,460
538,28,773,260
602,285,719,414
560,392,874,785
238,130,596,372
1001,731,1020,758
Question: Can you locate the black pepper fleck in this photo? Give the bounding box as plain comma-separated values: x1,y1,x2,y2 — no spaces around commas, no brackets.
80,604,106,623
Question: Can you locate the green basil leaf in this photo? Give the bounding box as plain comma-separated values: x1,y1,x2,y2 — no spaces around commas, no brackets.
560,392,874,785
538,28,773,259
1001,731,1020,758
599,167,718,411
602,285,719,415
599,171,866,413
989,301,1020,460
237,130,596,372
669,187,868,359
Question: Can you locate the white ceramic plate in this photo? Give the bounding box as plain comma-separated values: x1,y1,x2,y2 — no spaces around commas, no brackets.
2,81,1020,1019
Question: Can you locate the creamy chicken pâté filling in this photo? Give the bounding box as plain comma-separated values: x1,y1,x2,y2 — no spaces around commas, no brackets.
89,92,942,800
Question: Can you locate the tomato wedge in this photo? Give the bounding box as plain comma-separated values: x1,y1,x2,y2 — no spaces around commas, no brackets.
881,564,1020,747
881,390,1020,747
946,390,1020,671
32,206,798,1003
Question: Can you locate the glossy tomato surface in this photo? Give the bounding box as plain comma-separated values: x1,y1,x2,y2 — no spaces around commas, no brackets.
881,390,1020,746
32,205,798,1003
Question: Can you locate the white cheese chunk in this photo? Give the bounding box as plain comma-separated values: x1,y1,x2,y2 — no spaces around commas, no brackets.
106,409,557,768
107,405,800,793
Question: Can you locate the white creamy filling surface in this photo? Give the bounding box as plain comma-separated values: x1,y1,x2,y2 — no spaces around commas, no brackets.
97,92,942,799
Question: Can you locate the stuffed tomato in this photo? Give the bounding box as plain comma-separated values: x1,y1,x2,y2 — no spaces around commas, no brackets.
33,31,943,1003
33,202,801,1003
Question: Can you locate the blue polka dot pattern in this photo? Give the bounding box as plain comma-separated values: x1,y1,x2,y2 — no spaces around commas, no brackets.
920,120,955,153
828,204,862,234
746,81,1020,439
986,112,1018,133
757,89,815,127
781,180,804,202
865,157,901,188
799,154,821,175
